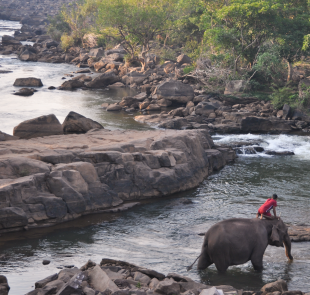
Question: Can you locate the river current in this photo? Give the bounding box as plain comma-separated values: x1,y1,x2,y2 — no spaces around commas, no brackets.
0,21,310,295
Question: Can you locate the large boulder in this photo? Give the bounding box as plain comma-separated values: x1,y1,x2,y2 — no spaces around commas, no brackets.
42,39,59,48
13,114,63,139
86,71,120,88
13,77,43,87
19,49,38,62
177,54,191,65
240,117,272,133
0,275,10,295
224,80,248,95
1,35,22,46
154,81,194,104
123,72,147,85
59,79,85,90
62,111,104,134
195,102,217,116
261,280,288,293
89,48,105,58
0,207,28,229
88,265,119,293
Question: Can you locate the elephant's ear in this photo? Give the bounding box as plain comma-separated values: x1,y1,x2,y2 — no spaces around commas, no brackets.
270,225,280,244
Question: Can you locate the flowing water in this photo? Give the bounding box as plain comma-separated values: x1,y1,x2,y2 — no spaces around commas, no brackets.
0,21,151,135
0,21,310,295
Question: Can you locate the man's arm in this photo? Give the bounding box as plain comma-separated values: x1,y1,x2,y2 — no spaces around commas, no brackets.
273,207,277,217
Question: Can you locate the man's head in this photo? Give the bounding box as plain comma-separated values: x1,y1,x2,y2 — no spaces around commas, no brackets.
272,194,278,200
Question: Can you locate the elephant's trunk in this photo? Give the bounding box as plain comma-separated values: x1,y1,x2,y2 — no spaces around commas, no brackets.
283,233,293,261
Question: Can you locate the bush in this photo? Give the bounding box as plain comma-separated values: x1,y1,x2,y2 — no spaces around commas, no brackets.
61,34,75,51
183,65,195,74
269,85,299,109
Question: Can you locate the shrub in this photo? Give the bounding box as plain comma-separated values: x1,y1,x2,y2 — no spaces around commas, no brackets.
61,34,75,51
269,85,299,109
183,65,195,74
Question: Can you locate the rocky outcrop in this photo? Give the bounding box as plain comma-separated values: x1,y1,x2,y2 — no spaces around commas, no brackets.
13,77,43,87
288,225,310,242
0,128,235,233
62,111,104,134
13,114,63,139
25,259,306,295
154,81,194,104
0,131,19,141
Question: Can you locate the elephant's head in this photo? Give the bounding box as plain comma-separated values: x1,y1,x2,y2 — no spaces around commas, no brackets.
267,218,293,261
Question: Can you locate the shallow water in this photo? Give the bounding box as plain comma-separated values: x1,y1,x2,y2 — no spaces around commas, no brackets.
0,21,151,135
0,134,309,294
0,20,310,295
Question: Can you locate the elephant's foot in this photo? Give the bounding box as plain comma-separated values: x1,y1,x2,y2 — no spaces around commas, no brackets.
251,259,263,271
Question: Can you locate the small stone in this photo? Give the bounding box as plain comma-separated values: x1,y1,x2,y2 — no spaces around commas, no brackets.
43,259,51,265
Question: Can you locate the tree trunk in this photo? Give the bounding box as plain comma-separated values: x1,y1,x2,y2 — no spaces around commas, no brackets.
287,61,293,82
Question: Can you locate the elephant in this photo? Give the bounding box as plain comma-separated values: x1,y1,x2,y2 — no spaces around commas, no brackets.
188,217,293,272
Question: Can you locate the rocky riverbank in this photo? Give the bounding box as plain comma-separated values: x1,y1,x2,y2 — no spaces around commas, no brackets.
3,258,305,295
0,125,235,234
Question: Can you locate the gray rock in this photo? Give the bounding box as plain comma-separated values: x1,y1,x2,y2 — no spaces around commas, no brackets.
58,268,81,283
88,265,119,293
155,81,194,104
0,275,10,295
13,77,43,87
59,79,85,90
224,80,248,95
13,87,34,96
86,71,120,88
134,272,151,285
123,72,147,85
39,279,64,295
62,111,103,134
282,104,291,120
154,278,181,295
35,273,58,288
1,35,22,46
13,114,63,139
0,131,19,141
0,207,28,229
261,280,288,293
89,48,105,58
177,54,191,65
19,49,38,62
56,272,84,295
107,104,122,111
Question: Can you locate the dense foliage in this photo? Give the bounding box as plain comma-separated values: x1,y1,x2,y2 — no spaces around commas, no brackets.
49,0,310,109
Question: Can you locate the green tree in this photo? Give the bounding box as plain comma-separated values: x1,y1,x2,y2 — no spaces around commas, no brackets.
95,0,178,70
273,0,310,82
201,0,279,75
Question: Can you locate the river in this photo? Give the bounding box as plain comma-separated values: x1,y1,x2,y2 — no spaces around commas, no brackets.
0,21,310,295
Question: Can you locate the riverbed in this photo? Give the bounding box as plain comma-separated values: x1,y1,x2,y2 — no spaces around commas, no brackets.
0,20,310,295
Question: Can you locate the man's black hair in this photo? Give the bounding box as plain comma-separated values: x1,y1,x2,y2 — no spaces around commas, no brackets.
272,194,278,199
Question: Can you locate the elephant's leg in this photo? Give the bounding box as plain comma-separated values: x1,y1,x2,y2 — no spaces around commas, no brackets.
197,251,213,270
250,249,264,271
213,255,229,272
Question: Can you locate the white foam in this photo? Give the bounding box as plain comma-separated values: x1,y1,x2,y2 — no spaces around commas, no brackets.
213,134,310,159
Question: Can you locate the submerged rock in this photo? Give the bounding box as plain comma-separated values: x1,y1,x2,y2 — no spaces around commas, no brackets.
13,87,34,96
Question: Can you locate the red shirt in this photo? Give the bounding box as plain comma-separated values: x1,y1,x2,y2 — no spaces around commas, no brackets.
258,198,277,214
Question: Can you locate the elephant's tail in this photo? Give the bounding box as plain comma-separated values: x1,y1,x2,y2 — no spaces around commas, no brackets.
186,254,202,271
